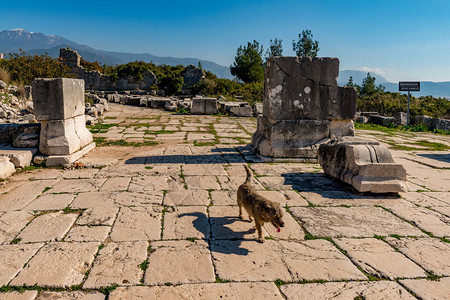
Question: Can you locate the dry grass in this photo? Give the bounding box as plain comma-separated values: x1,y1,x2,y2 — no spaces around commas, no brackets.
14,82,26,101
0,66,11,85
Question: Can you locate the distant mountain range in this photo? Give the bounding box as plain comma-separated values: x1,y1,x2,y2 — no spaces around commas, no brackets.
338,70,450,98
1,29,449,97
0,29,233,79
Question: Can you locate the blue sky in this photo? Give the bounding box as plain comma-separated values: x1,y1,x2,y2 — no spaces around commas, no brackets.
1,0,450,82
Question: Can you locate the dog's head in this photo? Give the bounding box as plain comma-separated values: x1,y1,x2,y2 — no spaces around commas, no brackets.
263,201,285,232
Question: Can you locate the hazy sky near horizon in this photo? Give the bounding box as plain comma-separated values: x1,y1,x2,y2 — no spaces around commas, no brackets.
1,0,449,82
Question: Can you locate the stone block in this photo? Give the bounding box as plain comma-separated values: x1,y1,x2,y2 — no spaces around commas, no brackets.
126,96,141,106
394,112,407,126
414,115,433,128
0,146,37,168
252,116,329,157
433,117,450,131
151,99,172,109
191,98,218,114
329,119,354,138
229,106,253,117
263,57,355,121
32,78,85,121
369,115,396,127
318,136,407,193
253,103,263,116
0,156,15,179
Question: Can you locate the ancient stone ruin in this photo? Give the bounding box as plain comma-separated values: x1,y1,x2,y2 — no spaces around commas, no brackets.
32,78,95,166
319,136,408,193
60,48,205,91
60,48,157,91
252,57,356,158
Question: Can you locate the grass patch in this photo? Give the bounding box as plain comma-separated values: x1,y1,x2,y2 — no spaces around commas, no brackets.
186,237,197,243
139,260,149,271
62,207,82,214
93,137,159,147
104,116,117,120
99,284,119,295
145,166,153,170
88,123,118,133
274,278,286,287
215,276,229,283
193,141,217,147
11,238,21,244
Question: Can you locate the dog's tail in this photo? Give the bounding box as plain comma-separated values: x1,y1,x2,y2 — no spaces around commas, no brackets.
244,164,252,183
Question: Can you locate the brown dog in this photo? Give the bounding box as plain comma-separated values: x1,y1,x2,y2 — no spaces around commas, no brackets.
237,164,285,243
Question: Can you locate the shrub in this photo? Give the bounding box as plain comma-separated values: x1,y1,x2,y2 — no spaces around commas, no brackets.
0,50,77,85
0,66,11,84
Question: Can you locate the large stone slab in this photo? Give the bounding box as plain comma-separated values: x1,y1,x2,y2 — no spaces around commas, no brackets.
385,237,450,276
65,226,110,242
319,136,407,193
162,206,210,240
163,190,210,206
0,179,58,211
76,206,119,226
110,206,161,241
50,178,106,193
23,193,76,211
32,78,85,121
279,240,366,281
0,211,34,244
144,240,215,285
400,277,450,300
128,176,183,192
35,291,105,300
0,291,38,300
11,242,99,288
84,241,148,288
334,238,426,279
384,203,450,237
290,207,425,237
210,239,292,282
109,283,283,299
17,212,78,243
0,243,43,286
281,281,415,300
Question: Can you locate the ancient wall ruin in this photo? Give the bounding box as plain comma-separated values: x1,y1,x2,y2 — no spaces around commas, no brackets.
252,57,357,158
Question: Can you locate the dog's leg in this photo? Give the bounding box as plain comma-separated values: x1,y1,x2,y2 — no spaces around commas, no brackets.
255,220,264,243
237,193,244,219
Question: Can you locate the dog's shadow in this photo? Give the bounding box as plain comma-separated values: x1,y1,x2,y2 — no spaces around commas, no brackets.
178,212,253,256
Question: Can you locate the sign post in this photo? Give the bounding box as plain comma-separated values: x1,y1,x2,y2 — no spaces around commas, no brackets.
399,82,420,128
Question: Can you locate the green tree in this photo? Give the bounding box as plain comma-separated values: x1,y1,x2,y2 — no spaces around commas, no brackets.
265,38,283,63
230,40,264,83
0,50,76,85
360,72,385,96
292,30,319,58
346,76,354,87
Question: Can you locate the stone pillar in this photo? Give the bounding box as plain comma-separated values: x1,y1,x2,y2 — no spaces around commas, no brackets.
32,78,95,166
252,57,357,158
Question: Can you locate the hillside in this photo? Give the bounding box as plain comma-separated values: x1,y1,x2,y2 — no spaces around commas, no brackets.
0,29,233,79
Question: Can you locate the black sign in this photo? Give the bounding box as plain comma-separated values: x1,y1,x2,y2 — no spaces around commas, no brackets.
399,81,420,92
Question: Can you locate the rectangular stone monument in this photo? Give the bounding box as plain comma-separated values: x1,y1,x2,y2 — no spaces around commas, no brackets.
32,78,95,167
252,57,357,158
191,98,218,114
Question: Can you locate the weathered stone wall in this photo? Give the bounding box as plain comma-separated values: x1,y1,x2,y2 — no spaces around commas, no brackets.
252,57,357,158
60,48,156,91
182,65,205,87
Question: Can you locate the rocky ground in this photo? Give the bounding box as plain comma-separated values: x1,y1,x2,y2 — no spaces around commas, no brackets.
0,103,449,299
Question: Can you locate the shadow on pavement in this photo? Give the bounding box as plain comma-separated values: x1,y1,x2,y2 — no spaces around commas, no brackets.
417,153,450,163
178,211,252,255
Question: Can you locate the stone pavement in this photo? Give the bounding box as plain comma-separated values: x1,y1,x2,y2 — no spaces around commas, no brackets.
0,103,449,299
